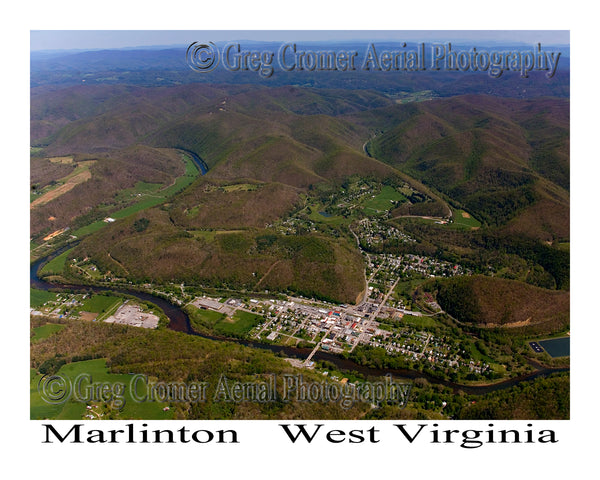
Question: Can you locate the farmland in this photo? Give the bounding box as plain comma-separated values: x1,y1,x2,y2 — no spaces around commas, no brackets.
30,160,94,208
30,288,58,308
38,249,71,276
30,359,173,420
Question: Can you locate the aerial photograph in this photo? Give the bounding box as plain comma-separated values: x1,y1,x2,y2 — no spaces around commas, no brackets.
30,30,570,421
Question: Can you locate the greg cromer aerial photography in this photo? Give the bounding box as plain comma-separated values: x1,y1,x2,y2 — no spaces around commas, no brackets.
30,30,570,421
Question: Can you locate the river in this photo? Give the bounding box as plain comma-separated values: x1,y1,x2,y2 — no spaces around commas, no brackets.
30,250,569,396
176,148,209,175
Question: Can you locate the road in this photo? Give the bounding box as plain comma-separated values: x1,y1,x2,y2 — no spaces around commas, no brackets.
371,277,400,321
304,322,336,366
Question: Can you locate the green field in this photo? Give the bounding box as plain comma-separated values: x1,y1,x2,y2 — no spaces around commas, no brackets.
189,229,218,241
393,277,427,298
31,359,173,420
79,295,123,320
31,323,65,342
450,209,481,229
186,305,262,337
221,183,259,192
112,181,163,203
30,288,58,308
306,203,347,226
71,153,198,238
39,249,72,276
400,315,442,329
363,186,406,213
187,305,227,332
215,310,264,337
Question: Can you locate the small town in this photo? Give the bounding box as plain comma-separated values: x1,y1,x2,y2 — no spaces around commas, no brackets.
196,290,488,376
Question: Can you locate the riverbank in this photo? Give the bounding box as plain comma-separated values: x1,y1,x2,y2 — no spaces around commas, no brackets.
31,250,569,396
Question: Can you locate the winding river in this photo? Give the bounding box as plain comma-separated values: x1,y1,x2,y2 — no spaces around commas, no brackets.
30,250,568,396
176,147,209,175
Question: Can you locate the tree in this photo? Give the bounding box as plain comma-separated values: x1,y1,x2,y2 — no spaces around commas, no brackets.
133,218,150,232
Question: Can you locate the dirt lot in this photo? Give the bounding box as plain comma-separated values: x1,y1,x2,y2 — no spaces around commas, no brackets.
104,301,160,329
79,311,99,321
48,156,74,164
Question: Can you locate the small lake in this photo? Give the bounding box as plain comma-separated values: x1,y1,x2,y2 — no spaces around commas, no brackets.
318,211,332,217
539,337,570,357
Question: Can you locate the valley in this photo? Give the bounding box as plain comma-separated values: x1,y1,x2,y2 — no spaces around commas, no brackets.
30,65,569,420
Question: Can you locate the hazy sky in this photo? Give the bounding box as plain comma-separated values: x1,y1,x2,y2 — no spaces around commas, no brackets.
30,30,570,51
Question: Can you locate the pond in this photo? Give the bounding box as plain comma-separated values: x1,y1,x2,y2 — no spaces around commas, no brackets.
539,337,570,358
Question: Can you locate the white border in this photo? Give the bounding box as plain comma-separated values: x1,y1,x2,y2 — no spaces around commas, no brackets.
5,1,595,477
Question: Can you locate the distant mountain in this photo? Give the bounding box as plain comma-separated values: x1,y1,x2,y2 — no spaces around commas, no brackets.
30,43,569,99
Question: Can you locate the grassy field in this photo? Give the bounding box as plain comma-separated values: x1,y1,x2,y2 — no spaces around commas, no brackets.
31,323,65,342
30,288,59,308
306,203,348,226
362,186,406,213
400,315,443,329
30,359,173,420
450,209,481,229
39,249,72,276
79,295,123,320
113,181,163,203
215,310,264,336
221,183,259,192
393,277,427,299
48,156,74,164
189,229,218,241
187,306,227,332
186,305,263,337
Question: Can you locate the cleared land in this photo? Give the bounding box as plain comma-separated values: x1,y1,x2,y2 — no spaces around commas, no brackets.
39,249,72,276
363,186,407,213
30,288,59,308
186,305,263,337
215,310,264,336
79,295,123,321
31,163,94,208
31,323,65,342
48,156,74,164
450,209,482,229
